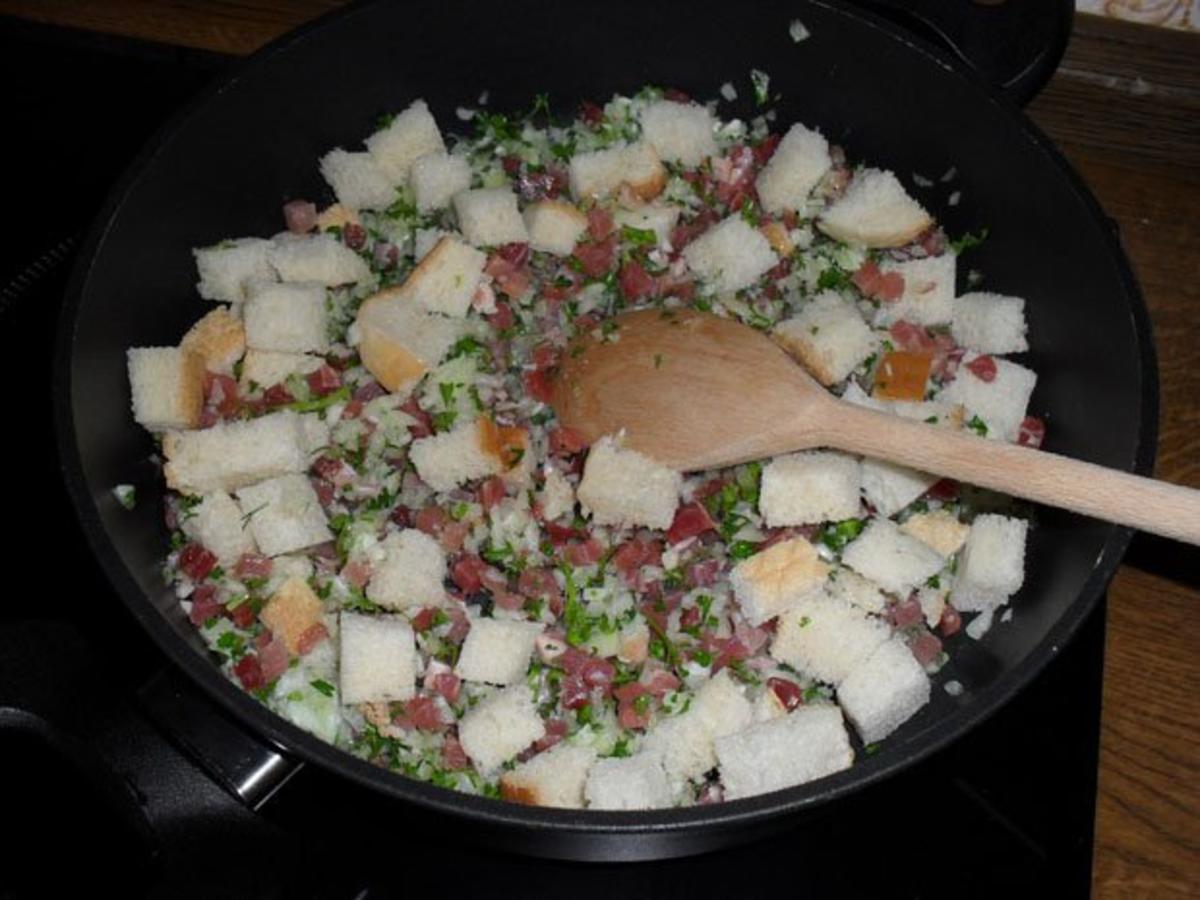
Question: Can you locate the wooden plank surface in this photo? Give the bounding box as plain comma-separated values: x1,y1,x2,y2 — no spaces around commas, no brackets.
1,2,1196,893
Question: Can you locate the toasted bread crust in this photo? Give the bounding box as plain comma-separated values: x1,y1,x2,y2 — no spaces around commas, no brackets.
182,307,246,374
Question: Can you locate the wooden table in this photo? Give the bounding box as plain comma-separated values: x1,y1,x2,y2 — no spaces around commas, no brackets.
4,2,1196,893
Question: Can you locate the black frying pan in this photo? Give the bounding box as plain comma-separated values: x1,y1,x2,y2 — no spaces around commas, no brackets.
53,0,1156,863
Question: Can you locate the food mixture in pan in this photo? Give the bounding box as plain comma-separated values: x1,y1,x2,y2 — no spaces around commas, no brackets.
125,83,1043,808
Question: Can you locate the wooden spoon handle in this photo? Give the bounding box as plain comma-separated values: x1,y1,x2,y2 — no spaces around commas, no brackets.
820,401,1200,545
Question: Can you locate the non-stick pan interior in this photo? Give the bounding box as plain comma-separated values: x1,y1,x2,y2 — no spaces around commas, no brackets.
57,0,1153,859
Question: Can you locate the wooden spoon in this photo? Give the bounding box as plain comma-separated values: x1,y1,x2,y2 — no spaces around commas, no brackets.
551,308,1200,545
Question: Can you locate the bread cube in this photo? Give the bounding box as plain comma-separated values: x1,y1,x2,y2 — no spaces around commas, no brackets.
523,200,589,256
842,519,944,597
162,410,309,494
951,513,1028,611
366,528,448,611
243,281,329,354
576,435,682,530
917,584,947,629
538,467,576,522
410,418,509,492
755,122,832,213
770,593,890,685
860,458,938,518
500,742,597,809
731,537,830,626
454,617,543,685
364,98,445,184
638,100,718,167
760,451,862,527
453,187,529,248
837,636,931,743
239,350,321,390
319,148,396,211
716,705,854,799
457,684,546,774
875,254,956,327
235,473,332,557
585,751,673,810
613,203,681,248
409,151,472,213
268,233,369,286
900,510,970,556
938,353,1037,442
194,237,274,303
338,612,417,705
773,290,878,386
642,669,754,786
260,576,324,655
391,235,486,319
682,214,778,294
181,307,245,375
826,567,887,615
127,346,205,432
180,490,257,566
818,168,932,248
569,141,666,203
951,291,1029,355
354,287,464,394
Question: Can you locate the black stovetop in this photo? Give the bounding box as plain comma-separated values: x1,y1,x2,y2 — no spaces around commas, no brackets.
0,19,1102,899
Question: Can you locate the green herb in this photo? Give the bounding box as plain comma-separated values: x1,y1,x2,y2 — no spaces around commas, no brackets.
662,568,685,590
216,631,245,658
817,264,853,292
377,112,395,129
310,679,336,697
177,494,203,523
803,684,822,703
448,336,486,359
561,564,590,647
750,68,771,106
620,224,657,246
865,742,881,756
728,659,761,686
286,385,351,414
728,540,758,561
342,588,380,614
924,415,939,424
799,615,811,628
384,194,418,220
529,92,551,119
736,460,762,504
432,409,458,432
608,736,633,758
739,196,760,225
633,694,652,715
576,702,595,726
926,575,941,590
207,566,225,582
692,648,713,667
967,415,989,437
449,502,471,521
550,139,576,161
113,485,136,510
819,518,866,553
438,382,461,408
949,227,989,255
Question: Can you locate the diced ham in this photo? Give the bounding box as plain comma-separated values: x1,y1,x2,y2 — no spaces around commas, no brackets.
542,520,588,545
548,426,589,456
312,456,356,488
532,717,570,753
229,601,257,629
768,676,804,711
262,383,294,408
451,555,493,595
890,320,937,354
442,735,470,770
296,623,328,656
415,506,450,537
925,478,960,501
523,368,555,404
612,538,663,583
424,662,462,704
939,605,963,637
580,100,605,125
616,685,652,730
907,628,944,668
563,536,605,567
571,235,617,278
401,696,448,732
233,655,265,691
517,167,567,202
283,199,317,234
687,558,723,588
1018,416,1046,448
618,259,658,301
485,251,532,299
340,559,372,590
203,372,241,419
518,568,561,604
307,365,342,397
399,396,434,439
670,208,718,252
559,673,590,710
587,207,614,241
667,502,717,545
752,132,782,167
234,553,273,581
713,145,756,209
410,607,441,633
258,635,290,680
188,584,221,626
353,380,388,404
852,259,905,302
965,354,998,383
485,300,516,331
179,543,219,581
479,476,507,510
888,595,925,629
342,223,367,251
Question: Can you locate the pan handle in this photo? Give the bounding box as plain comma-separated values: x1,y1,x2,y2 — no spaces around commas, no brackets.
852,0,1075,106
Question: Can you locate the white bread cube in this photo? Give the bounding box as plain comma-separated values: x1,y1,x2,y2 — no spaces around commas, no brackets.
181,307,245,375
235,474,332,557
900,510,970,556
409,151,472,213
638,100,718,167
642,670,754,786
455,618,543,685
453,187,529,248
613,203,681,248
366,528,448,611
682,214,778,294
773,290,878,386
500,742,597,808
127,347,205,432
162,410,308,494
267,233,370,286
826,568,887,615
875,254,956,327
298,412,330,457
338,612,417,705
260,576,324,655
410,418,507,492
716,705,853,799
524,200,588,256
194,237,274,303
951,291,1029,354
860,458,937,518
181,490,257,565
585,751,673,810
771,593,891,685
837,636,931,743
760,451,862,527
239,350,321,390
319,149,396,211
938,353,1037,442
755,122,832,213
243,282,329,354
538,467,576,522
731,537,830,627
354,287,464,394
569,141,666,203
818,168,933,248
917,584,947,629
364,98,445,184
391,236,486,318
842,519,944,597
951,514,1028,611
576,435,681,530
457,684,546,774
